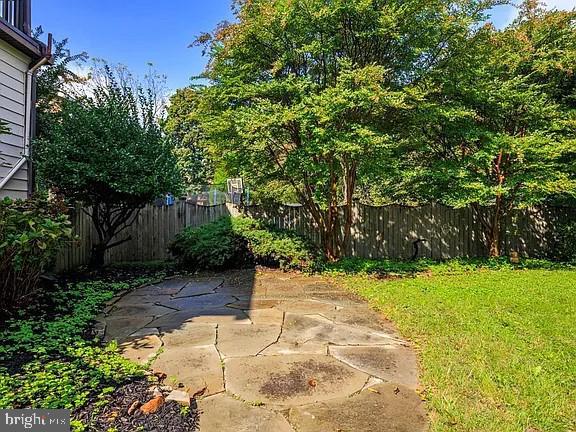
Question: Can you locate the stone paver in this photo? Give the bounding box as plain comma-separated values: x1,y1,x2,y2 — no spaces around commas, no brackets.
161,323,217,348
152,345,224,397
289,383,428,432
217,324,282,357
198,393,294,432
330,345,419,389
101,270,427,431
225,354,369,407
119,335,163,364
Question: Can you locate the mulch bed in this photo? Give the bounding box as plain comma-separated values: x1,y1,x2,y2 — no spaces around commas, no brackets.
75,378,199,432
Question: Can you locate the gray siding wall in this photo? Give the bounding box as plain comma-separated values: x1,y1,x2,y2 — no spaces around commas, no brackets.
0,39,30,200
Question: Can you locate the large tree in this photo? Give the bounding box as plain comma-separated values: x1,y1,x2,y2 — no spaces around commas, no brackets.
164,87,213,190
399,3,576,256
36,66,182,266
193,0,501,259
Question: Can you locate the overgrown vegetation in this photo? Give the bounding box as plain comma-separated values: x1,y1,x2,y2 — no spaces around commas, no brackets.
170,216,321,271
337,265,576,431
0,197,73,309
0,270,165,411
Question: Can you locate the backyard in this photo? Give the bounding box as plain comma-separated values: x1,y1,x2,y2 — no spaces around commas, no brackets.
1,0,576,431
332,263,576,431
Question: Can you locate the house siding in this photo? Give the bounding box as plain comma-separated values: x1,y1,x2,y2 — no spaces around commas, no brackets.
0,38,30,200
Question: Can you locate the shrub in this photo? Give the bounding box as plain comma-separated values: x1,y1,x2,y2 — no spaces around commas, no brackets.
169,217,248,270
0,197,73,308
556,220,576,261
170,216,320,271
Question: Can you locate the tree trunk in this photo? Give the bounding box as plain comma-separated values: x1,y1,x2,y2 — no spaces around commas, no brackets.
89,243,107,268
342,161,357,256
488,194,504,257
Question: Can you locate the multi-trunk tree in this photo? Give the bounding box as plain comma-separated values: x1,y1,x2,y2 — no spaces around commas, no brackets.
36,66,182,267
401,4,576,256
193,0,501,260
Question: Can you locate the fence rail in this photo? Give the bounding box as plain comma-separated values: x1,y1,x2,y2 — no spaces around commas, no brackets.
55,201,574,272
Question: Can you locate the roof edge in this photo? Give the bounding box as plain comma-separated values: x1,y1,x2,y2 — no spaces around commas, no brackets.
0,20,46,62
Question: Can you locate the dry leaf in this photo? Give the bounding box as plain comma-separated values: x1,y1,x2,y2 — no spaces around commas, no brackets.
193,386,208,398
140,396,165,415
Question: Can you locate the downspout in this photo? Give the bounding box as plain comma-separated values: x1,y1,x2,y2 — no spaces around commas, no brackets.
0,37,52,192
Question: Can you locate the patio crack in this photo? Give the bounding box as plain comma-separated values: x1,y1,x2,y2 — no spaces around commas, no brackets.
214,324,227,390
255,311,286,356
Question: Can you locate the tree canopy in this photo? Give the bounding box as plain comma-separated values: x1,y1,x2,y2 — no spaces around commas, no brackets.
165,0,576,258
36,65,182,266
191,0,505,259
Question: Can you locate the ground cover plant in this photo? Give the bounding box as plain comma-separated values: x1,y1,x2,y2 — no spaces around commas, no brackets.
332,260,576,431
0,264,197,431
170,216,321,271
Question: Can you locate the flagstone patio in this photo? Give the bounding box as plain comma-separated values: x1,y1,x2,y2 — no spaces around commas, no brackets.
98,269,428,432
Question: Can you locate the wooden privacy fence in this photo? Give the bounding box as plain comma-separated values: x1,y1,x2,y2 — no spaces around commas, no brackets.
56,201,574,272
56,201,231,272
248,204,573,260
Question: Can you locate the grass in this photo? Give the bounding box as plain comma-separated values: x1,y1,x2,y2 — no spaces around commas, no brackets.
336,263,576,432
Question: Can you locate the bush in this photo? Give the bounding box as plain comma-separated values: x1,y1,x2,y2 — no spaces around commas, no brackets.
0,197,73,308
170,216,321,271
557,220,576,261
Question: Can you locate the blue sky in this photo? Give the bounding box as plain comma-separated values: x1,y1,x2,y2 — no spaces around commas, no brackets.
33,1,574,92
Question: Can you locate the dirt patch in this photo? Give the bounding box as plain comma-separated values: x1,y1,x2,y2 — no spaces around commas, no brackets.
75,378,198,431
259,359,352,400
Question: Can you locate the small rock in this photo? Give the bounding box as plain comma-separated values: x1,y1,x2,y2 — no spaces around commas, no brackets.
140,396,165,415
166,390,191,407
160,385,173,392
127,400,141,416
93,321,106,339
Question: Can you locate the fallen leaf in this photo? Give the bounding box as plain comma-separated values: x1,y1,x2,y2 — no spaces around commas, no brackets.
394,387,400,395
140,396,165,415
193,386,207,398
127,400,141,416
367,388,380,394
308,378,318,388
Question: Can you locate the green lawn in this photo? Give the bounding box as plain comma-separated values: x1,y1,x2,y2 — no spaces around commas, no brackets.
341,268,575,432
